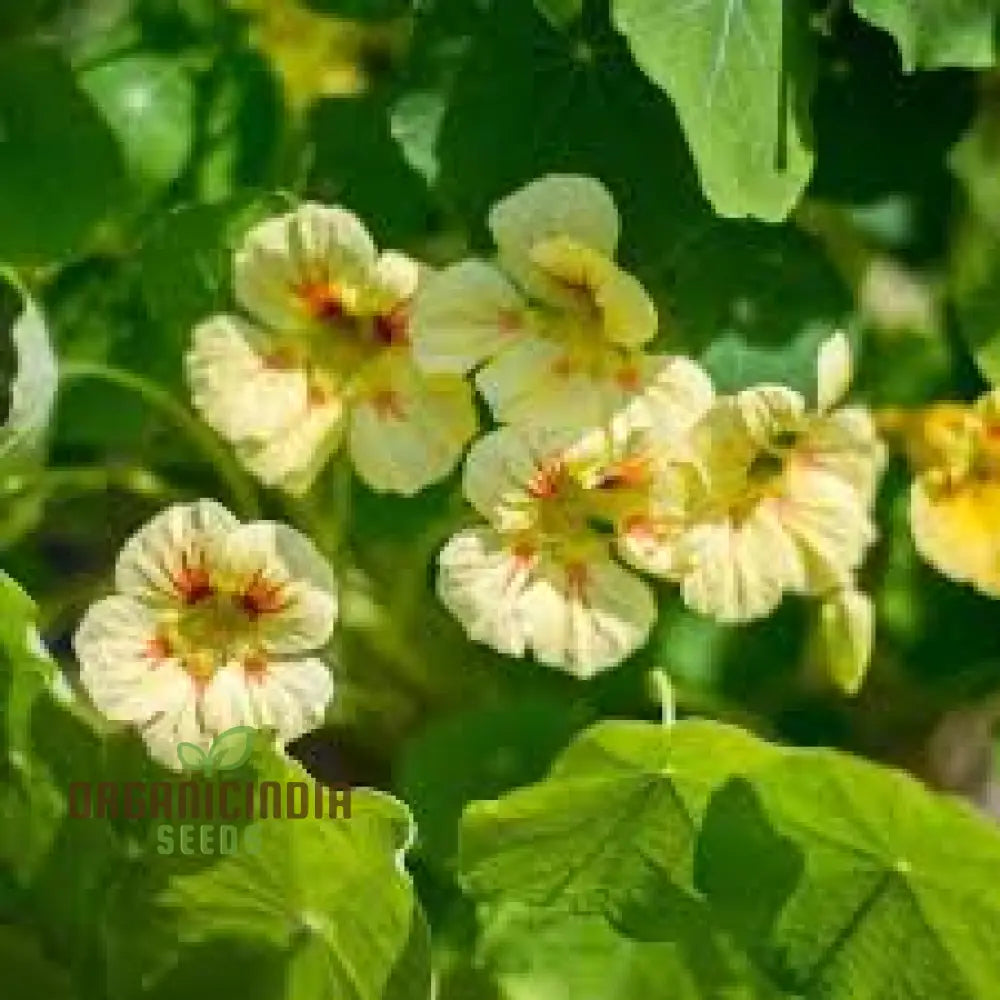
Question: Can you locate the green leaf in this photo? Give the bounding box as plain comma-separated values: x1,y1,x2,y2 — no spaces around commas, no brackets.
461,719,1000,997
698,749,1000,997
0,280,58,475
395,698,589,870
459,720,774,919
533,0,583,29
612,0,816,221
851,0,997,72
478,903,783,1000
951,217,1000,386
107,756,432,1000
80,54,196,191
0,43,127,263
207,726,257,772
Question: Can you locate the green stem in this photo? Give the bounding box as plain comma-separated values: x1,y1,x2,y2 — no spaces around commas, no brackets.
59,361,260,520
2,465,184,504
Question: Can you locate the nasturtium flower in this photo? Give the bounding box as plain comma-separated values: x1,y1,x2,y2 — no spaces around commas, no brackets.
622,333,885,623
410,174,712,435
74,501,337,769
906,389,1000,597
437,423,663,677
187,203,477,496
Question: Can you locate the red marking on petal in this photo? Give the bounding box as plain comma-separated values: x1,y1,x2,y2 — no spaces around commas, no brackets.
551,356,574,378
243,651,270,684
297,281,346,323
173,554,214,605
238,573,289,620
374,307,410,346
371,388,405,420
616,365,641,391
598,455,651,490
497,308,524,333
527,461,564,500
566,562,589,596
624,514,654,539
145,634,172,664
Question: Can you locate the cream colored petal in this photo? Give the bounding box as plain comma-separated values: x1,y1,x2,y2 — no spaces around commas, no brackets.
818,588,874,696
437,528,535,659
816,330,854,414
735,385,807,448
522,552,656,678
200,663,255,735
475,335,592,427
780,467,875,595
114,500,240,604
373,250,421,304
348,353,476,496
187,314,311,444
797,406,886,505
676,506,805,623
615,464,695,580
410,260,529,375
462,422,584,530
141,683,210,770
75,595,189,724
246,657,333,742
489,175,620,292
616,355,715,446
594,262,658,348
218,522,338,653
234,204,378,329
910,478,1000,597
237,397,345,496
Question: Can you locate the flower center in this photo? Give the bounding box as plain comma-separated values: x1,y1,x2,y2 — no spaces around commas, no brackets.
157,569,290,683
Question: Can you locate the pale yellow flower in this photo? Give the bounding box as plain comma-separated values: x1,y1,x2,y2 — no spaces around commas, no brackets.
907,389,1000,597
74,501,337,769
187,204,477,496
411,174,713,436
438,423,660,677
621,333,885,623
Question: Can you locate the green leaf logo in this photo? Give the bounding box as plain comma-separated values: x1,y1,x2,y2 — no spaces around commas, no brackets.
176,726,256,777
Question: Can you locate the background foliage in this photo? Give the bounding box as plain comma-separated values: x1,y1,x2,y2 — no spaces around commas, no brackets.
3,0,1000,997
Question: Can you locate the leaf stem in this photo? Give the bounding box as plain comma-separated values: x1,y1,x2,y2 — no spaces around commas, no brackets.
59,361,260,519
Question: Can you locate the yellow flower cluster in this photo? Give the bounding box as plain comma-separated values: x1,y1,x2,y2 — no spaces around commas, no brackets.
175,174,892,685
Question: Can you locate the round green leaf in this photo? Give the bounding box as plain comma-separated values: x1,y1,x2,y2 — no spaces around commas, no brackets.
0,43,127,263
81,54,196,191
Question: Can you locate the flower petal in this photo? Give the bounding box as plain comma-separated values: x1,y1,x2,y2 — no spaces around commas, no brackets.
489,175,620,296
780,467,875,594
522,552,656,678
437,527,535,659
348,353,477,495
616,355,715,445
373,250,421,305
236,396,345,496
676,505,806,623
114,500,239,604
75,595,191,724
410,259,529,375
816,330,854,414
234,204,377,329
187,314,311,443
200,663,255,735
798,405,886,504
218,521,338,653
910,478,1000,597
476,335,590,427
245,656,333,742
